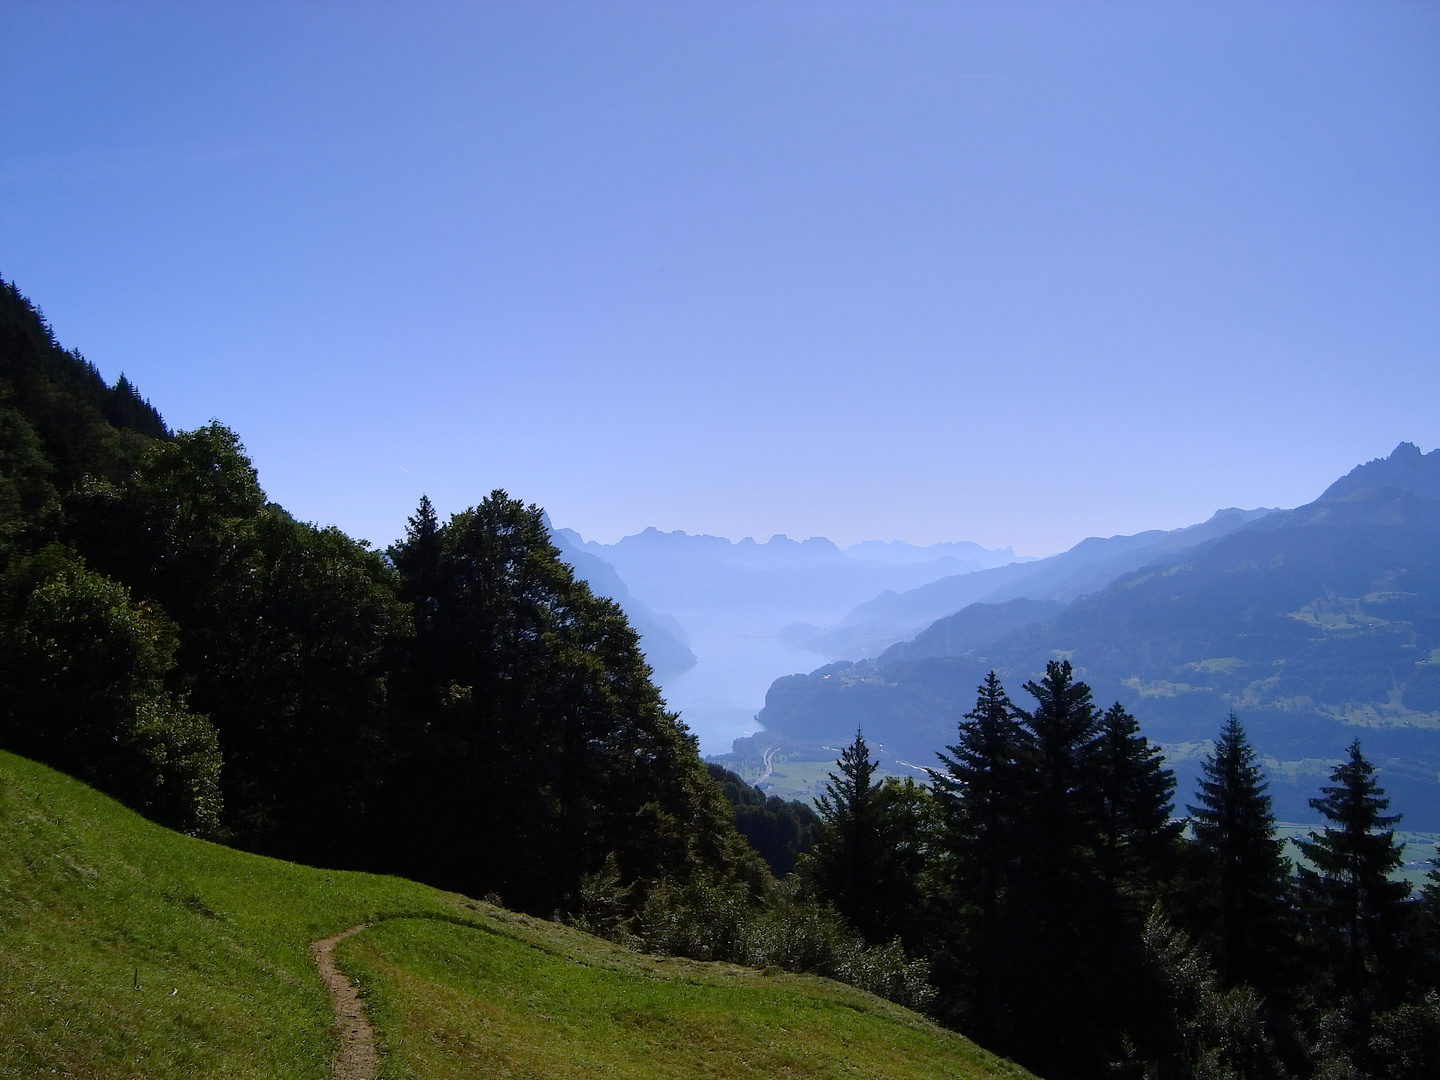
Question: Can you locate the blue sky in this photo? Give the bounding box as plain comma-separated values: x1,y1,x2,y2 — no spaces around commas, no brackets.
2,1,1436,555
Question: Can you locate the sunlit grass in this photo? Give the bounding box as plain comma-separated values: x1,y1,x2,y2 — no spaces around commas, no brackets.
0,750,470,1078
344,916,1027,1080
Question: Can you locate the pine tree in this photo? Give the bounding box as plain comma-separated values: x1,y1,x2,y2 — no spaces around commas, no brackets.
1186,712,1292,992
931,671,1025,1043
1294,740,1412,1019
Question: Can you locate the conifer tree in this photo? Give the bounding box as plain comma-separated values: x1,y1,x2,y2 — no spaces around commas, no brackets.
810,729,886,942
1008,660,1108,1077
1294,740,1411,1020
1017,659,1101,870
1092,701,1181,895
1089,701,1184,1067
931,671,1025,1042
394,495,442,618
1421,858,1440,989
1187,712,1292,992
812,728,921,944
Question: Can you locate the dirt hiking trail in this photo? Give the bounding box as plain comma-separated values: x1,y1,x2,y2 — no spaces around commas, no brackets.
309,924,380,1080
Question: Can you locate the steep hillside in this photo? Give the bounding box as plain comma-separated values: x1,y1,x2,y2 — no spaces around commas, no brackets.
0,749,1029,1079
759,445,1440,826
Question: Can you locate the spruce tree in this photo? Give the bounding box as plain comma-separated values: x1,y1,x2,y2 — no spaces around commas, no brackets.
1089,701,1183,1067
1009,660,1108,1078
810,729,886,942
1186,712,1291,992
1294,740,1411,1019
931,671,1025,1043
395,494,442,617
1017,659,1101,872
1416,857,1440,998
1092,700,1181,896
812,728,921,944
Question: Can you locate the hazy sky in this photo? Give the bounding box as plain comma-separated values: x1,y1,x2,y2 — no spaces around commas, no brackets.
2,2,1436,555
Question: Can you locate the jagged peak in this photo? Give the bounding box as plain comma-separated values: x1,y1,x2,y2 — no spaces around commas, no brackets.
1319,441,1440,503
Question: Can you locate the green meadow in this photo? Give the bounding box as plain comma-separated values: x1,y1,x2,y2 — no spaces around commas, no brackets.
0,750,1030,1079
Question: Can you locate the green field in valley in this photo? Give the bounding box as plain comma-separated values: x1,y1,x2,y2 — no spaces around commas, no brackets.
0,750,1031,1079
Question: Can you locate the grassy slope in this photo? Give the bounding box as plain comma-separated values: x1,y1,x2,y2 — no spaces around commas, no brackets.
0,751,1030,1080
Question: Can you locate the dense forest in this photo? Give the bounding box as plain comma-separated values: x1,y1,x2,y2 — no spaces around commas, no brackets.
2,276,1437,1079
0,278,760,910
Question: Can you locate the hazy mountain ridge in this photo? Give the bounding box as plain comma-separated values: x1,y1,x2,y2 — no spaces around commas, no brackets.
757,444,1440,827
546,521,698,680
843,539,1028,568
787,506,1277,659
561,526,1018,630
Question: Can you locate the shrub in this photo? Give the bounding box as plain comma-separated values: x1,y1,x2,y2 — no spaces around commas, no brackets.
629,870,935,1012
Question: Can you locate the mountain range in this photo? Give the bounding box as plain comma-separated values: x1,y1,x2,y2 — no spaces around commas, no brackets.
783,506,1277,659
555,527,1023,634
754,443,1440,827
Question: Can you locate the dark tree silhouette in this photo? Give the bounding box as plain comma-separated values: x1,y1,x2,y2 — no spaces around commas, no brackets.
1092,700,1181,897
931,671,1025,1043
808,729,931,948
1295,740,1412,1033
810,729,885,940
385,491,757,913
1008,660,1108,1078
1187,712,1292,993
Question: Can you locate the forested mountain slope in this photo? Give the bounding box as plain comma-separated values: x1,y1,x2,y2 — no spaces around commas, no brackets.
760,444,1440,825
0,280,166,522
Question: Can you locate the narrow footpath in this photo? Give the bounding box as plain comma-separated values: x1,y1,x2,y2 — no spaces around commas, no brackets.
309,924,380,1080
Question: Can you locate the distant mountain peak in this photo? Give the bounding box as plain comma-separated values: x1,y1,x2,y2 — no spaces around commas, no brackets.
1320,441,1440,503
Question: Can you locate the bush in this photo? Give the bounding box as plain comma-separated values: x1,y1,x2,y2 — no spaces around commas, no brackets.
638,873,754,963
1140,907,1289,1080
628,870,935,1013
834,938,936,1013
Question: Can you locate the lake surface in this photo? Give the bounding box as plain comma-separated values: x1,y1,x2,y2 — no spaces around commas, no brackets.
657,629,829,757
